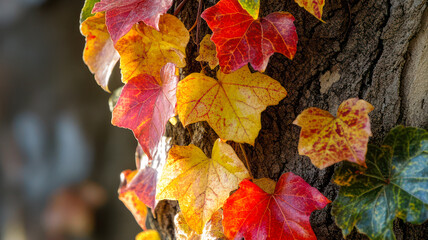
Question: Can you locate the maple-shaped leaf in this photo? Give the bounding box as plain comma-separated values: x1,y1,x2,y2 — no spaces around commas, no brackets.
135,230,161,240
115,14,188,83
332,126,428,240
293,98,374,169
196,34,219,70
80,0,100,23
238,0,260,19
223,172,330,240
92,0,174,43
112,63,178,159
177,65,287,145
156,139,250,234
175,210,226,240
201,0,297,73
80,12,120,92
294,0,325,21
119,170,148,230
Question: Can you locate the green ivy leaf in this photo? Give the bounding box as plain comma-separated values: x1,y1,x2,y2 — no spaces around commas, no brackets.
80,0,100,23
332,126,428,240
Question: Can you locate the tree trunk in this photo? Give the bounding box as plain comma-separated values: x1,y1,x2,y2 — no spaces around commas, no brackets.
153,0,428,239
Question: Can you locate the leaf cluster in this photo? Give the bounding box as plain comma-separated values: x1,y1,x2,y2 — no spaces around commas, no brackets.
79,0,427,239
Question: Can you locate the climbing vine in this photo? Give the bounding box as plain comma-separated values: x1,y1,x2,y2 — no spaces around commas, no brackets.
79,0,427,239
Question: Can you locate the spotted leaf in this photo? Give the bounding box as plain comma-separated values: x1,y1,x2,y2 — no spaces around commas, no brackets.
293,98,374,169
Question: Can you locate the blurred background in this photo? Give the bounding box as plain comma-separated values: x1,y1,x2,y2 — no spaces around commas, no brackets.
0,0,143,239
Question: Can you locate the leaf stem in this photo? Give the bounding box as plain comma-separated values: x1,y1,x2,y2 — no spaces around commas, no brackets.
173,0,190,16
239,143,254,179
196,0,202,52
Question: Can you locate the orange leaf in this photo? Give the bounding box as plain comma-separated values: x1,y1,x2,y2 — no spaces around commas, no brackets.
175,209,226,240
293,98,374,169
156,139,250,234
115,14,188,83
80,12,119,92
119,170,148,230
196,34,219,70
177,65,287,145
135,230,161,240
294,0,326,21
223,173,330,240
112,63,178,159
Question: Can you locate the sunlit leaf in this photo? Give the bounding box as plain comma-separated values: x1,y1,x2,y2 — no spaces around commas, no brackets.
156,139,250,234
112,63,178,159
93,0,174,43
115,14,188,83
293,98,374,169
294,0,325,21
223,172,330,240
332,126,428,240
80,12,119,92
202,0,297,73
177,65,287,145
135,230,161,240
175,210,226,240
196,34,219,70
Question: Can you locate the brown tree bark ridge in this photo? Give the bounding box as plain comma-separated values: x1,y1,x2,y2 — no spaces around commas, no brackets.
154,0,428,239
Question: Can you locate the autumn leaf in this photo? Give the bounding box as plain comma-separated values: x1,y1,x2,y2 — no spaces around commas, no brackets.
196,34,219,70
112,63,178,160
80,0,100,23
332,126,428,240
202,0,297,73
175,210,226,240
92,0,174,43
115,14,188,83
177,65,287,145
135,230,161,240
294,0,325,21
238,0,260,19
223,172,330,240
156,139,250,234
80,12,119,92
119,170,148,230
293,98,374,169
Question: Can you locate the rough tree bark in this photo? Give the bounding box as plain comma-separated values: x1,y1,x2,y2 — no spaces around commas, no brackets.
151,0,428,239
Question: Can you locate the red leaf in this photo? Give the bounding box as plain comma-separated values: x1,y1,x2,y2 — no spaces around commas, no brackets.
120,167,157,209
201,0,298,73
93,0,173,43
223,173,330,240
112,63,178,159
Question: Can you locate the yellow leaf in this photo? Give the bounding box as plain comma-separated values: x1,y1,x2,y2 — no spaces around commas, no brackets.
135,230,161,240
177,65,287,145
196,34,219,69
80,12,119,92
156,139,249,234
294,0,326,22
175,210,226,240
293,98,374,169
115,14,189,83
119,170,148,230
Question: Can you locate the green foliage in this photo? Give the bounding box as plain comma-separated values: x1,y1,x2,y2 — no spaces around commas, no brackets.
332,126,428,240
80,0,100,23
